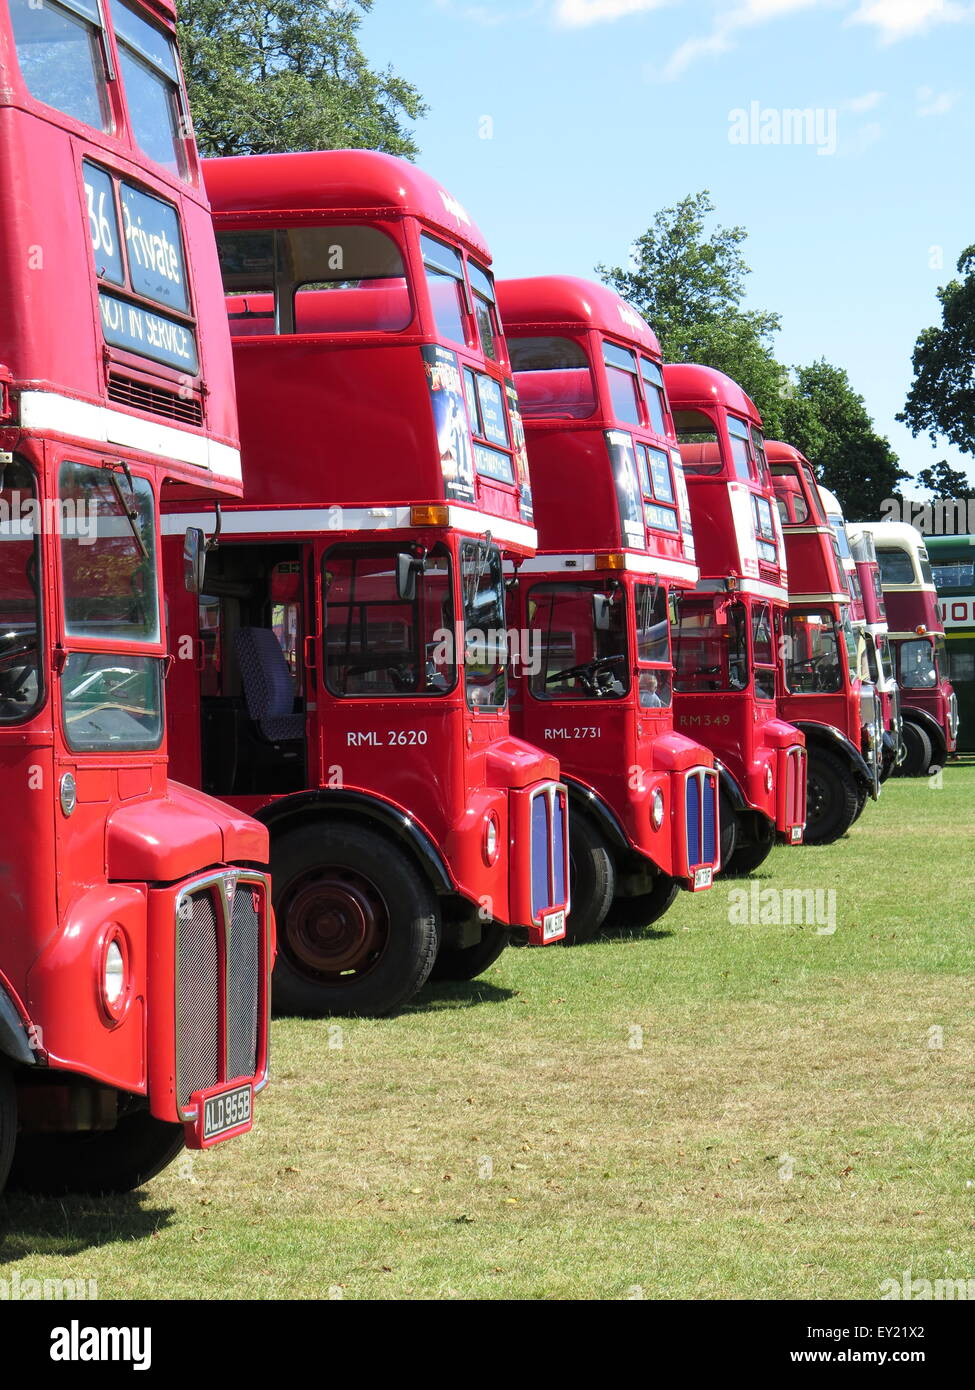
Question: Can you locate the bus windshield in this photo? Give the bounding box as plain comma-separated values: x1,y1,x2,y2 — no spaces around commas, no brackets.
461,539,507,710
898,638,937,689
0,459,43,725
324,543,455,697
528,579,628,701
673,596,748,693
784,610,846,694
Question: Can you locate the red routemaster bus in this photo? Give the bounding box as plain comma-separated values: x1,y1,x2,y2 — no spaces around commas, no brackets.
662,366,807,870
0,0,273,1196
767,443,881,839
162,151,569,1017
497,277,721,942
848,525,903,780
855,522,958,775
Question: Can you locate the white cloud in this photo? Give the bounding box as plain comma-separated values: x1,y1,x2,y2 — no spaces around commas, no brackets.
554,0,670,23
916,84,962,115
840,119,884,155
845,90,884,112
660,0,823,79
850,1,973,42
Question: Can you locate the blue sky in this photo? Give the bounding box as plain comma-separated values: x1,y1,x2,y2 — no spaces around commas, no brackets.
360,0,975,496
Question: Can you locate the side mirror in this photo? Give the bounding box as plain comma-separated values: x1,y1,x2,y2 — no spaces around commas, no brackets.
184,527,206,595
396,551,423,602
593,595,611,632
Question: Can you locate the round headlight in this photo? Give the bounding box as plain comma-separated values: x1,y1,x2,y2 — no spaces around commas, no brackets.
483,813,501,865
650,788,665,830
104,941,125,1006
765,764,774,793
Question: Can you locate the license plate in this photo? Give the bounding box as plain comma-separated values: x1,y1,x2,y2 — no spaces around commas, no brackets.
202,1083,253,1142
693,866,713,890
542,908,566,942
791,825,803,843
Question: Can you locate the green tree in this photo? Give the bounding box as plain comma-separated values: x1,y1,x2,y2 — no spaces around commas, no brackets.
900,246,975,456
177,1,426,158
597,191,789,435
779,360,907,518
915,459,975,499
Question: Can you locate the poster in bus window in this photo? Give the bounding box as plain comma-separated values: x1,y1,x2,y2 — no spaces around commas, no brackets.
506,383,534,524
423,344,475,504
607,430,644,547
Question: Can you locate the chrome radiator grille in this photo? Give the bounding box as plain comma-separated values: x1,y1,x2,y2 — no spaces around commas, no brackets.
175,873,267,1110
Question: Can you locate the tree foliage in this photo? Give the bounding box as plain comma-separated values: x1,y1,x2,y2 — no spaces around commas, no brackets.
597,192,906,514
900,247,975,457
177,0,426,158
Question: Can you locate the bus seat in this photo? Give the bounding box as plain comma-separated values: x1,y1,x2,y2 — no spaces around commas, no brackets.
234,627,305,742
294,284,411,334
513,369,596,420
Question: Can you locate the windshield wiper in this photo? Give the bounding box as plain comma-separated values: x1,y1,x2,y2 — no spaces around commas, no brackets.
108,467,149,561
464,532,494,614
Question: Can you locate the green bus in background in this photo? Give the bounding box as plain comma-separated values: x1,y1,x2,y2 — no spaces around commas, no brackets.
928,535,975,754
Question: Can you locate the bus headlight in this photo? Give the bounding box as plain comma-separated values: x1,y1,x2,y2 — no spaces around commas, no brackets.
99,931,129,1025
483,812,501,866
765,764,774,793
650,788,665,830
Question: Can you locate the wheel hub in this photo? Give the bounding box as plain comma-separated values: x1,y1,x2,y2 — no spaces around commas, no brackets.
283,870,389,978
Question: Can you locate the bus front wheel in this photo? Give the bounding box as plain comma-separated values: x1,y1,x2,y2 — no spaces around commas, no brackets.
430,922,510,981
0,1063,15,1193
272,822,441,1017
804,749,860,845
605,874,679,931
565,815,615,944
8,1104,184,1196
898,722,934,778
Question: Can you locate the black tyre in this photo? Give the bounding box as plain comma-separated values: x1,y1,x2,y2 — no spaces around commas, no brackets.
272,822,440,1017
8,1104,184,1196
564,814,615,944
718,789,738,871
605,874,679,931
804,748,860,845
852,781,869,821
429,921,510,981
0,1063,15,1194
899,721,934,778
724,821,775,876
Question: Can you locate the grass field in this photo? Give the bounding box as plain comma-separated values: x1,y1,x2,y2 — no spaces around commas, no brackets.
2,763,974,1301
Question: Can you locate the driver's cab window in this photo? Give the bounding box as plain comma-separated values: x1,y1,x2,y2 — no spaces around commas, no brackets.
673,597,748,692
0,458,43,723
527,581,628,700
784,611,843,694
324,543,454,697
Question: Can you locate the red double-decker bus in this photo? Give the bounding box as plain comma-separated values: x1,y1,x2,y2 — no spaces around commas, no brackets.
662,366,807,871
0,0,273,1195
497,277,720,943
162,150,569,1018
767,443,881,840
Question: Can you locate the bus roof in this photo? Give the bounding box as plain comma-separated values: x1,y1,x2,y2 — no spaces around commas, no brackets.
496,276,661,356
856,521,929,551
818,483,844,518
765,441,810,467
663,363,763,424
203,151,491,261
925,534,975,554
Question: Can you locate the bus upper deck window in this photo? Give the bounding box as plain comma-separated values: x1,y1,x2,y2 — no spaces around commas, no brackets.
603,342,641,427
113,1,187,177
421,234,468,348
639,358,669,437
509,337,596,420
468,261,500,364
674,410,721,474
10,0,112,132
877,548,915,585
217,226,411,335
727,417,753,483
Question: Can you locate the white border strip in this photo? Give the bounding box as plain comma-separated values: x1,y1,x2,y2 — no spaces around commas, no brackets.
515,552,699,582
162,503,537,547
19,389,242,483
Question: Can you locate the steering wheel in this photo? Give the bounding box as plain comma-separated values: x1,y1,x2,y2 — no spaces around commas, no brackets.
545,653,626,697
